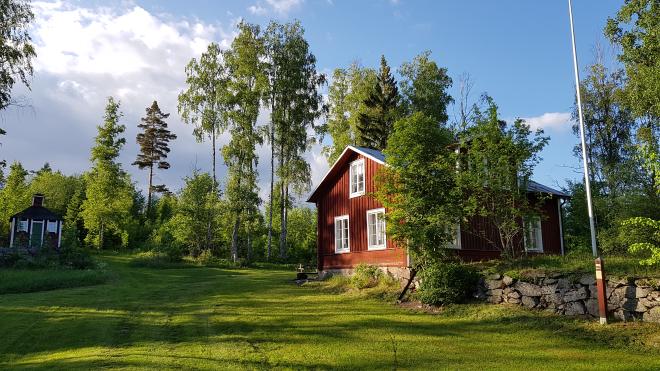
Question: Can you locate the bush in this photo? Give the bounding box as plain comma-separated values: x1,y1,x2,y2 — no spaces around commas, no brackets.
621,217,660,266
418,261,480,306
0,247,96,270
130,251,186,269
0,269,109,294
351,264,383,289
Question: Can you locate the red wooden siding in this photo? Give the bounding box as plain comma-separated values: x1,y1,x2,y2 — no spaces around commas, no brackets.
455,196,563,261
311,147,566,269
315,152,407,270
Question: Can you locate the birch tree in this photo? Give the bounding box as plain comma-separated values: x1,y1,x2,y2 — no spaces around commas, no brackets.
221,22,268,262
265,21,325,260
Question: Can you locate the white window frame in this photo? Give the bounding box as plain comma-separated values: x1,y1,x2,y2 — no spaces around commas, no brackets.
523,216,544,252
349,159,365,198
366,208,386,250
447,224,462,250
47,220,58,233
334,215,350,254
17,219,28,232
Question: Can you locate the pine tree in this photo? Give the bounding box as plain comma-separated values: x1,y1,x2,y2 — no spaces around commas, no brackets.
357,55,400,150
133,101,177,213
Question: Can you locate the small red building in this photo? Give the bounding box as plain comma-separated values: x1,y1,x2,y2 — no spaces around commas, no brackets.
307,146,568,275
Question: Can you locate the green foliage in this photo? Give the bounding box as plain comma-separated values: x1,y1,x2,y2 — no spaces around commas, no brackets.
376,112,458,265
457,97,549,257
166,170,219,256
572,61,636,197
418,261,479,305
0,161,30,243
0,268,108,294
321,63,377,163
621,217,660,266
264,21,325,259
357,55,400,150
284,207,317,265
0,0,36,110
351,263,383,289
398,50,453,124
0,247,96,270
605,0,659,119
129,250,185,269
81,97,134,249
178,42,226,188
221,22,268,262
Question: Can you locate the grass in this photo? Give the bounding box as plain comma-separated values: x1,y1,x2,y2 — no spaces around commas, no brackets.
0,254,659,370
0,268,110,294
474,253,660,280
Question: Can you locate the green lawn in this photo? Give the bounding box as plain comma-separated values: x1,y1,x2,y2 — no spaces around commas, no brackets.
1,255,659,370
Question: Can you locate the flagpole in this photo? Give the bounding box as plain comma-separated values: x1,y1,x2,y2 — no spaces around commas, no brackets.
568,0,598,258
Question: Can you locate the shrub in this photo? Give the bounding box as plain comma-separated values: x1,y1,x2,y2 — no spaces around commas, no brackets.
351,264,383,289
621,217,660,266
0,269,109,294
418,261,480,305
130,251,186,269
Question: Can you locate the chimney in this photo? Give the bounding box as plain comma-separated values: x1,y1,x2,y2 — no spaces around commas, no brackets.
33,194,45,207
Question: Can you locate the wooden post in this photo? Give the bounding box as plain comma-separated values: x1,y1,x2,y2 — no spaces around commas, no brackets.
595,257,607,325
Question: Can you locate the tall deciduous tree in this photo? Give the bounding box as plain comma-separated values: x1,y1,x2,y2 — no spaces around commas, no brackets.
265,21,325,260
0,0,36,110
357,55,400,150
178,43,226,188
0,161,29,243
398,51,453,125
221,22,268,262
605,0,659,120
133,101,177,212
375,112,459,267
321,63,377,164
457,97,549,258
572,61,635,198
81,98,134,249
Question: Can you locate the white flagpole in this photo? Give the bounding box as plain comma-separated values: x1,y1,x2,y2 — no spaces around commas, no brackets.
568,0,598,258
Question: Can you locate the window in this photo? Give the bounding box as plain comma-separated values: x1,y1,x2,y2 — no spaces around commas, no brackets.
17,220,28,232
334,215,350,253
367,208,386,250
349,159,365,198
47,221,58,233
524,216,543,252
447,224,461,249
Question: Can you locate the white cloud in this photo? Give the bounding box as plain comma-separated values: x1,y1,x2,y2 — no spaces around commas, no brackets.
2,1,325,205
248,0,303,16
2,1,237,194
521,112,572,132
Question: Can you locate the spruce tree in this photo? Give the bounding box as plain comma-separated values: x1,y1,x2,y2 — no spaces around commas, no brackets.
357,55,400,150
133,101,177,213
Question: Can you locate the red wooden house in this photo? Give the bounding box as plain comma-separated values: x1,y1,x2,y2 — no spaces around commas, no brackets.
307,146,568,275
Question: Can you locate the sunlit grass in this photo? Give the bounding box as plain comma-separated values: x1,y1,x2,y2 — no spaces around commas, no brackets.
0,254,659,370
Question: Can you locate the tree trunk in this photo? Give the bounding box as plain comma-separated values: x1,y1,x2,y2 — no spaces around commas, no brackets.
247,212,252,263
211,124,217,187
206,124,216,253
267,110,275,261
231,213,241,263
147,164,153,214
280,181,289,260
99,221,104,250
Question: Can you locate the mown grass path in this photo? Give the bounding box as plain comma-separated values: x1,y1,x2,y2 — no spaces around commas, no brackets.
1,255,659,370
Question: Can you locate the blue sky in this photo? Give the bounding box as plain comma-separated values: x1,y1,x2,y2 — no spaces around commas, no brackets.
2,0,623,199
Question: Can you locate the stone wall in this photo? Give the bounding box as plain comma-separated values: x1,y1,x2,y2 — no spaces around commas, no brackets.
476,273,660,323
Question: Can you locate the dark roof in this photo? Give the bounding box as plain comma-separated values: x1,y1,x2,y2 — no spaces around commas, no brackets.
527,180,570,198
353,146,386,163
10,205,62,221
307,146,569,202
